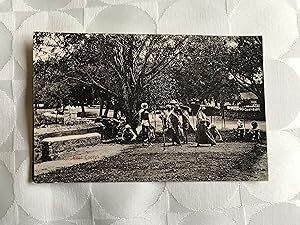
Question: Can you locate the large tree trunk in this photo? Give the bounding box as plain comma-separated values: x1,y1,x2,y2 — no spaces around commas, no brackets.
99,97,104,117
120,94,138,126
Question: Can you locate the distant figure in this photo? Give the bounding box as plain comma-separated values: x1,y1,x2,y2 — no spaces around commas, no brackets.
248,120,261,142
236,119,245,140
180,105,193,144
169,102,183,145
209,124,223,142
160,104,172,130
195,107,216,146
160,104,173,145
121,124,137,144
139,102,151,144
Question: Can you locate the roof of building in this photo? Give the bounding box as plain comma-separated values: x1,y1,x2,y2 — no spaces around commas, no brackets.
240,92,258,100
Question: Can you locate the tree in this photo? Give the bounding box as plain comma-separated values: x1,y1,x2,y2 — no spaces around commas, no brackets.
33,59,72,109
225,36,265,116
33,33,265,122
174,36,242,105
34,33,189,123
70,84,94,117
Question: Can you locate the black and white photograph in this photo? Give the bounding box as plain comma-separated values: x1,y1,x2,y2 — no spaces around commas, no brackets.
33,32,267,182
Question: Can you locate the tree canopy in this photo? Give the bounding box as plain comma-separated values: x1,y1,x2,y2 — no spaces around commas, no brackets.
33,32,265,121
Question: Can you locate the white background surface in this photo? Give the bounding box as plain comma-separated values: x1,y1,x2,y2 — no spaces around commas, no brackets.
1,0,300,224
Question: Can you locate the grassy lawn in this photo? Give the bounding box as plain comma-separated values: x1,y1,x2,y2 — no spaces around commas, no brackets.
34,142,268,183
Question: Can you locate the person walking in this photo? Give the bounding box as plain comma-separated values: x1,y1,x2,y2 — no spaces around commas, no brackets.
195,106,216,146
169,102,183,145
160,104,173,146
180,105,193,144
139,102,151,144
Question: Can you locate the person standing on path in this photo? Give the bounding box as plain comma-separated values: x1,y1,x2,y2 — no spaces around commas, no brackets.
169,101,183,145
139,102,151,144
180,105,194,144
195,106,216,146
160,104,173,146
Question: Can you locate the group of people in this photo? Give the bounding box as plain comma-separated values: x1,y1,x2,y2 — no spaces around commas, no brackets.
120,100,223,146
119,102,154,144
235,119,261,142
159,100,222,146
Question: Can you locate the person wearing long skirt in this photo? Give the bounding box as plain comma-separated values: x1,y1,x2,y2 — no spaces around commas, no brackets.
160,104,173,145
169,105,183,145
180,105,193,144
195,107,216,146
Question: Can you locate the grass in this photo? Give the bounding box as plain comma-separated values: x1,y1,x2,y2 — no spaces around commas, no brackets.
34,142,268,183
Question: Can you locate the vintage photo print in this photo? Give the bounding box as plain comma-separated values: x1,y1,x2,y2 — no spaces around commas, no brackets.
33,32,267,182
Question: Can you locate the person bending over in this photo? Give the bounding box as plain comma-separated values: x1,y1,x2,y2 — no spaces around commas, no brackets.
209,124,223,142
121,124,137,144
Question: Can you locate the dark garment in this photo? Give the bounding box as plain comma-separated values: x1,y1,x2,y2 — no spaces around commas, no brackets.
210,128,218,140
236,128,245,140
169,113,182,144
141,110,149,120
141,125,150,141
195,122,216,145
123,129,134,143
248,129,261,142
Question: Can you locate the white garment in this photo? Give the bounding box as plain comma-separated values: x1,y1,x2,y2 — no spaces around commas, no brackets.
141,119,150,127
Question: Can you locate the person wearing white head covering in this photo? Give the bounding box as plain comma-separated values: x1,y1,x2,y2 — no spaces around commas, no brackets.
138,102,151,143
169,100,178,105
121,124,137,143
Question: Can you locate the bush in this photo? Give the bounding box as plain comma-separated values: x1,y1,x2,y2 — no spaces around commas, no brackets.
34,111,63,128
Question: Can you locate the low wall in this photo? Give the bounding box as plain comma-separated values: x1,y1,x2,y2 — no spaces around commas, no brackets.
41,133,102,161
34,124,104,162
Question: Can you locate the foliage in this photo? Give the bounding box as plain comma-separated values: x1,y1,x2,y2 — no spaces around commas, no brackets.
33,32,265,122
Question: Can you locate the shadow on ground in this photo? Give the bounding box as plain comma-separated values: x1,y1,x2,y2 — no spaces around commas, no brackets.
34,142,268,183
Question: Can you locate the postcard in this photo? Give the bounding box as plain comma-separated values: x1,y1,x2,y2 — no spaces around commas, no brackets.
33,32,267,182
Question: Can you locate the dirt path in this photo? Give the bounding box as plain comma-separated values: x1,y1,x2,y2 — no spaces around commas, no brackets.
34,142,268,182
34,144,124,175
